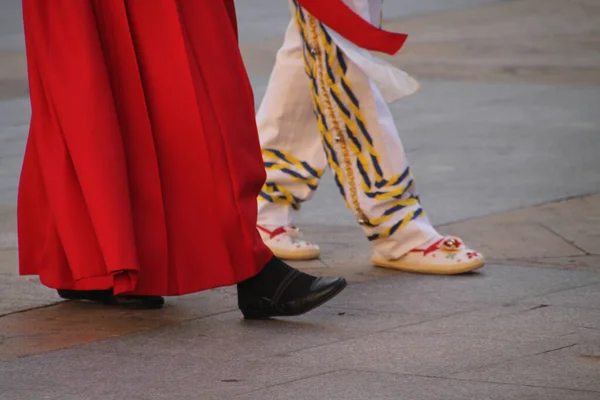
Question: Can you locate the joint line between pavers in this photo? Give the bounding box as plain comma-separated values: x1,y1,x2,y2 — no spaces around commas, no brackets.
538,223,591,256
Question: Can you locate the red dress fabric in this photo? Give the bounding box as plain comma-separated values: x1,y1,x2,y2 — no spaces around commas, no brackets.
18,0,273,296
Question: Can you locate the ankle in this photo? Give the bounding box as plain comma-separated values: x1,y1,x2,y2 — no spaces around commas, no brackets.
419,234,444,248
239,257,316,302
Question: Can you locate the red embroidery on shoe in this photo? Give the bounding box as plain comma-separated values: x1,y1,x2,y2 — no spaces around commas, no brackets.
411,237,463,256
257,225,288,239
411,238,445,256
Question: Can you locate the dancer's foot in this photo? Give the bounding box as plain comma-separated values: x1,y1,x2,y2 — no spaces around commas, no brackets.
372,236,485,275
57,289,165,309
258,225,320,261
237,256,346,319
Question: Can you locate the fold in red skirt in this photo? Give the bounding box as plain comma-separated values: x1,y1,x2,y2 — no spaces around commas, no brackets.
18,0,272,295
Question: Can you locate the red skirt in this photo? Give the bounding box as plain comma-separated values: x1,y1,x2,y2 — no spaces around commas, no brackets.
18,0,272,296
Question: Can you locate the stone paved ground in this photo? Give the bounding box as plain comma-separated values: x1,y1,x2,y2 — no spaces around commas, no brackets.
0,0,599,399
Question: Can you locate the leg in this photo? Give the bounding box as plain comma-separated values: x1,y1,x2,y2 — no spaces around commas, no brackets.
256,11,326,259
255,0,411,260
293,0,485,274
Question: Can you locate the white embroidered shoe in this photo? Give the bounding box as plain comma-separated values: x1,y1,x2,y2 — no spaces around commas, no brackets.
372,236,485,275
257,225,321,261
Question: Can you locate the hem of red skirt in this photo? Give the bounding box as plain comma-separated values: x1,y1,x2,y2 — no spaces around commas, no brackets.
24,252,272,297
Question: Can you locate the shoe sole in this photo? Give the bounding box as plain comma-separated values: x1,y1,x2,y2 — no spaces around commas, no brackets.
61,298,165,310
104,300,165,310
270,248,321,261
372,257,486,275
58,292,164,310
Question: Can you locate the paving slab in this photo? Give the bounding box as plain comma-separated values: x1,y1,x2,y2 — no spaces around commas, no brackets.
0,287,241,361
0,268,596,398
231,370,600,400
497,255,600,271
0,284,437,362
385,303,600,342
383,0,600,84
325,264,600,313
439,194,600,266
291,224,402,282
452,345,600,392
267,322,577,378
1,263,596,372
1,390,60,400
524,283,600,310
79,305,438,361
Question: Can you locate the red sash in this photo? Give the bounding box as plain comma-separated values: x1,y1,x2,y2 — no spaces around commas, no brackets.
296,0,408,55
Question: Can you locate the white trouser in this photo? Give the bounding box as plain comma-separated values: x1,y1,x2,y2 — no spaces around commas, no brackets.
256,0,439,259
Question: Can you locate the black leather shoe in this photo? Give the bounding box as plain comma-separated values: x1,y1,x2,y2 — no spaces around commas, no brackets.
238,271,347,320
57,289,164,309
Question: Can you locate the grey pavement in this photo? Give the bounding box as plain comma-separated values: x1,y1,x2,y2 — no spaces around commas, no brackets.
1,0,600,399
1,265,600,399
